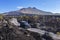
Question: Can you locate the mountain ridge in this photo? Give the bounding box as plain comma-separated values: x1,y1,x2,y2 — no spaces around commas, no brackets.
2,7,60,15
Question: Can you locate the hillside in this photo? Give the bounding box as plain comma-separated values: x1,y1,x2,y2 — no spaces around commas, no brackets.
2,7,55,16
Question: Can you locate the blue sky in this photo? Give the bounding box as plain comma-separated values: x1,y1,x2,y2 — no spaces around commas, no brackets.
0,0,60,13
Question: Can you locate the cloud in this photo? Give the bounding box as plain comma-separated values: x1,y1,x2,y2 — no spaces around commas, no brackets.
17,6,24,9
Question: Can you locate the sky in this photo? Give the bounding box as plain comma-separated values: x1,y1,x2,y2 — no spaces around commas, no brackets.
0,0,60,13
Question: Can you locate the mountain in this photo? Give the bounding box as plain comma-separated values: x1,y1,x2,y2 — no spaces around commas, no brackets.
54,13,60,15
2,7,59,16
18,7,53,15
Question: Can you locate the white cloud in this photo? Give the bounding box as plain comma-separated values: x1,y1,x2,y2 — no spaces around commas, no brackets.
17,6,24,9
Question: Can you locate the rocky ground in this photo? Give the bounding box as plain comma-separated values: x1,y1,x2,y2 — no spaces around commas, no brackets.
0,18,60,40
